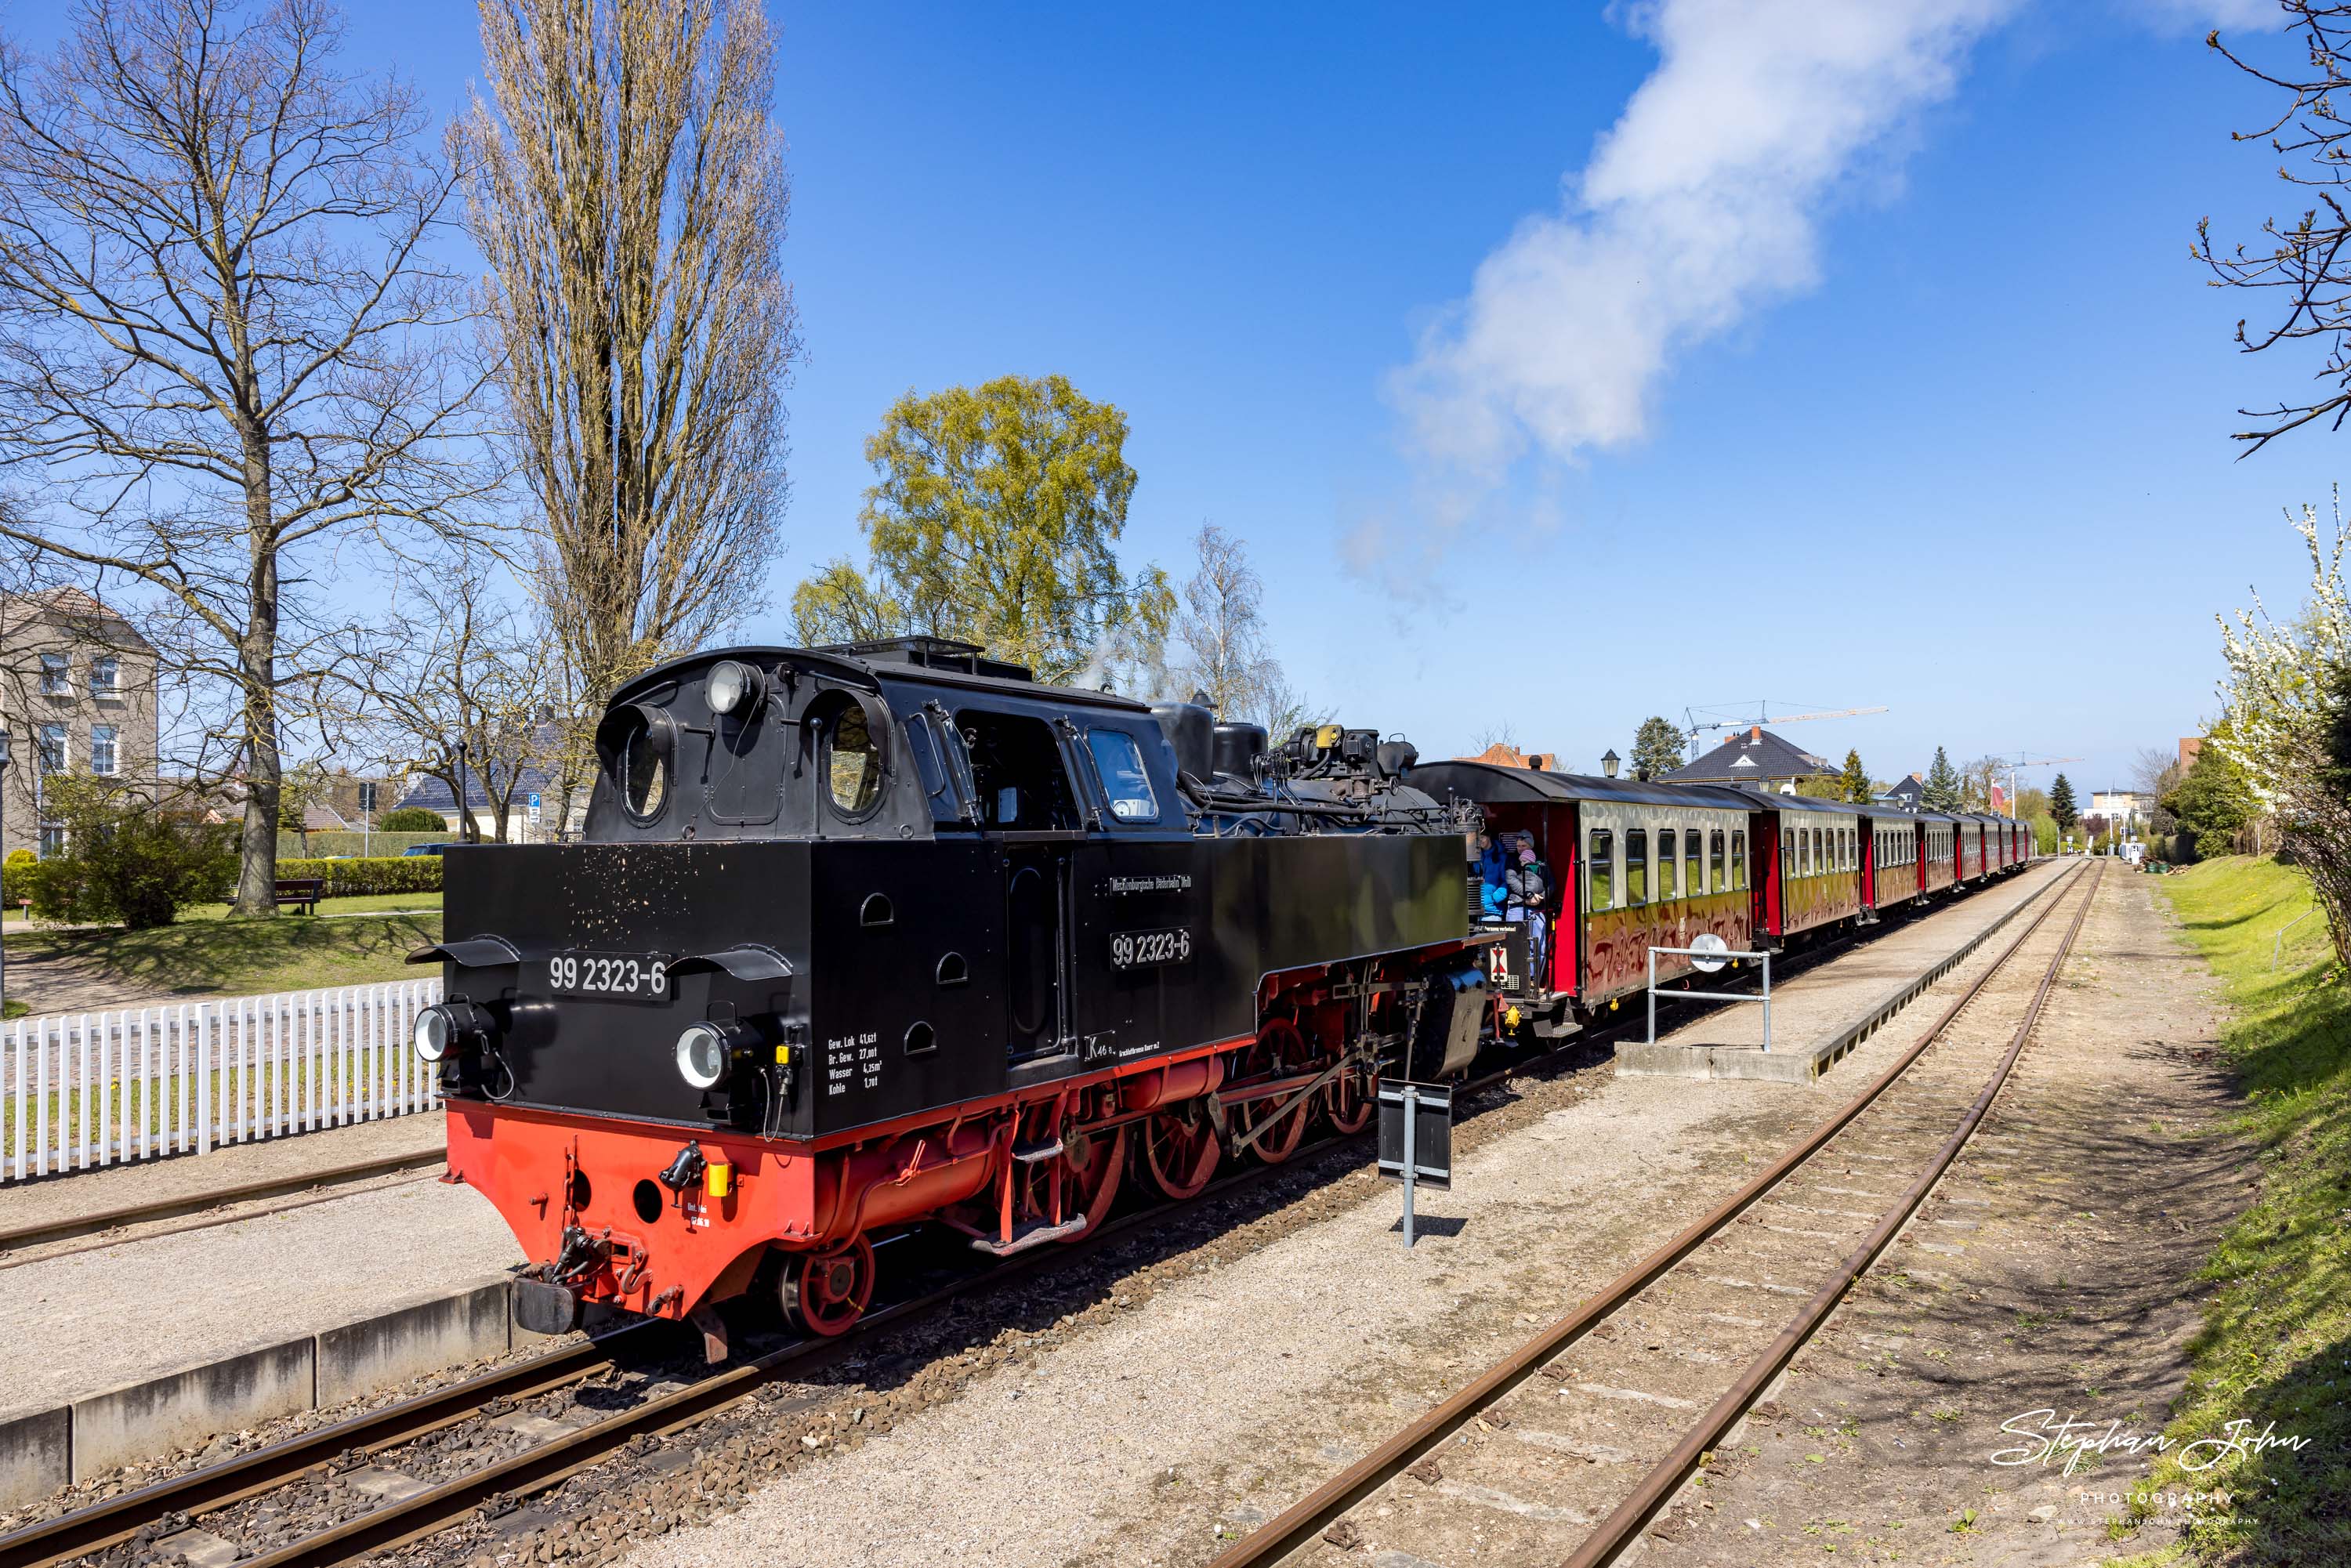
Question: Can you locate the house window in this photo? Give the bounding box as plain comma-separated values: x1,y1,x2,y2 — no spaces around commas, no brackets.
38,654,68,695
90,725,117,776
36,722,66,772
89,655,118,697
1587,828,1614,911
38,823,66,859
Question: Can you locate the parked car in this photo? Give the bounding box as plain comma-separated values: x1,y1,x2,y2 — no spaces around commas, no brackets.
402,842,451,857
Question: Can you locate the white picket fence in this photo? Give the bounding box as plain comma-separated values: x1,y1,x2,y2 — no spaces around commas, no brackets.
2,977,444,1182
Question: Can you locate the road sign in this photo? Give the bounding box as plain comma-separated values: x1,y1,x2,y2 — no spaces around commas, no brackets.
1688,932,1730,973
528,792,541,810
357,782,377,813
1378,1079,1453,1249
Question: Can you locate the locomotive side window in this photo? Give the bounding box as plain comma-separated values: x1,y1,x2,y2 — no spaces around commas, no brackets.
1588,828,1614,910
1625,829,1648,905
1085,729,1160,823
824,702,884,817
957,709,1080,831
1657,829,1676,900
1710,830,1726,889
1686,831,1704,895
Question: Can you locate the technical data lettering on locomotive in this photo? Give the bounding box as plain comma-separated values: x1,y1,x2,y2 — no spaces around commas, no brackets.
824,1030,883,1096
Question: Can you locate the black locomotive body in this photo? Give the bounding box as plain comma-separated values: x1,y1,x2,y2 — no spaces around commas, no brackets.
421,638,1486,1341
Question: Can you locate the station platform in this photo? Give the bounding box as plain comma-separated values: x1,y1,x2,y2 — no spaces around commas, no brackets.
1613,860,2067,1083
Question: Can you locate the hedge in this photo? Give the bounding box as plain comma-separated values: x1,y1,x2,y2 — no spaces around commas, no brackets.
292,830,448,859
273,855,443,896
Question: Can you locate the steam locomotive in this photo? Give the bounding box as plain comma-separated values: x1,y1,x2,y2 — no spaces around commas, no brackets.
413,637,1493,1348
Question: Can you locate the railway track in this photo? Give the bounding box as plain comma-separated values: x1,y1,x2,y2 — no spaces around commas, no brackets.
1204,859,2100,1568
0,866,2061,1568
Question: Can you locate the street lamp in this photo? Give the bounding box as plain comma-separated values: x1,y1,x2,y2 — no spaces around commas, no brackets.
1600,749,1621,780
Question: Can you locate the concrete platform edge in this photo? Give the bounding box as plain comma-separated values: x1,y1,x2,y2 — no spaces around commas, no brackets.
1,1273,521,1506
1615,866,2066,1083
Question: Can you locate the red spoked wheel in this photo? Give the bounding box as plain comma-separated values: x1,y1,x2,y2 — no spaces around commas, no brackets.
1233,1018,1313,1164
1140,1103,1220,1200
1323,1066,1375,1135
783,1235,875,1338
1058,1122,1127,1234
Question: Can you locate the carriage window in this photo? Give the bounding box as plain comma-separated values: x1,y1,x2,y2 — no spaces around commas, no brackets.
1626,829,1649,905
823,702,884,816
1686,831,1704,895
1732,830,1747,889
1710,830,1726,889
1588,828,1614,911
1783,834,1795,879
1085,729,1160,823
955,708,1080,830
1657,829,1677,899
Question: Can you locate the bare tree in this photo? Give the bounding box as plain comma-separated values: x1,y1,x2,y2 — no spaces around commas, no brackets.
466,0,799,708
0,0,491,914
346,563,549,846
2201,7,2351,451
1169,523,1320,733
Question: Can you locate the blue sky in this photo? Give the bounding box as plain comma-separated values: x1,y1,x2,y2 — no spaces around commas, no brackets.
12,0,2328,797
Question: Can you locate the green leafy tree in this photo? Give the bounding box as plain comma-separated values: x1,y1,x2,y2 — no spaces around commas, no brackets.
1838,748,1871,802
793,375,1172,683
1630,716,1684,781
2163,744,2260,860
2049,773,2078,834
1923,747,1964,812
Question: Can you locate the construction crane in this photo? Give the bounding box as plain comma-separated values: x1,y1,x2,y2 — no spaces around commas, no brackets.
1683,701,1889,748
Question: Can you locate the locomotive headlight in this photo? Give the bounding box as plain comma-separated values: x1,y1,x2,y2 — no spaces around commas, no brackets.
675,1019,755,1090
413,1001,495,1062
706,659,763,716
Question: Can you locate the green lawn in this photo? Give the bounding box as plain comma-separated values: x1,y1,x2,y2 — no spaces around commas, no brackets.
2,900,445,1004
2137,856,2351,1563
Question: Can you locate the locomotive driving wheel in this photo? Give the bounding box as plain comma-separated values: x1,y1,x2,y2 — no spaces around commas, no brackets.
1322,1063,1375,1135
782,1236,875,1338
1233,1018,1313,1164
1139,1103,1220,1200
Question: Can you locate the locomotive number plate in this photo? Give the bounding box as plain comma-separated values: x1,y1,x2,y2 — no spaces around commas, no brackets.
546,951,671,1002
1110,927,1192,969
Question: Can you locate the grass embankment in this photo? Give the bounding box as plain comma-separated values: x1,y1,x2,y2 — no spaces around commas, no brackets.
2136,856,2351,1563
2,895,444,1005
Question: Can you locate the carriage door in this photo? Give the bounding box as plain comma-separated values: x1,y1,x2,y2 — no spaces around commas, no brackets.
956,707,1084,1063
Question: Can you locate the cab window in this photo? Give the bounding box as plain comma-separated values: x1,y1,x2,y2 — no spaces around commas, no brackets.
822,701,882,817
1085,729,1160,823
955,709,1079,830
1588,828,1615,911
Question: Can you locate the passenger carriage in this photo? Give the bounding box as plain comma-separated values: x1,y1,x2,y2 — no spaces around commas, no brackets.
1919,813,1959,895
1755,794,1863,942
1404,762,1753,1032
1860,802,1922,915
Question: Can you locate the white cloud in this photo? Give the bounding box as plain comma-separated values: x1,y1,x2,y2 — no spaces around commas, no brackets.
1386,0,2021,482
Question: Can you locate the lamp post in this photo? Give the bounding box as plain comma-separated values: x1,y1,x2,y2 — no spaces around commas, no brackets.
1600,748,1621,780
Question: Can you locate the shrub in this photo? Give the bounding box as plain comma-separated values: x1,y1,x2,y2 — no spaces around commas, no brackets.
25,777,237,928
377,806,448,832
273,855,442,897
2,848,34,910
